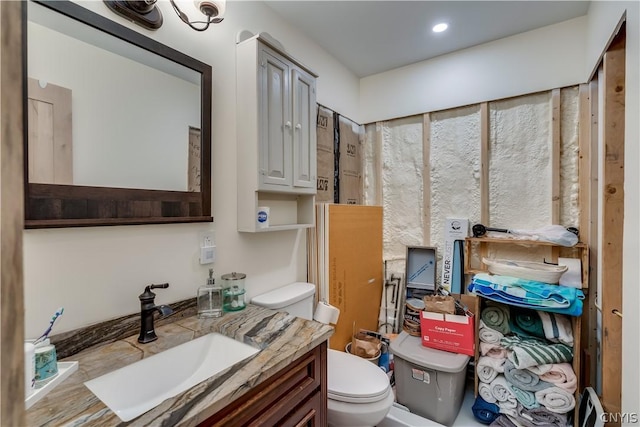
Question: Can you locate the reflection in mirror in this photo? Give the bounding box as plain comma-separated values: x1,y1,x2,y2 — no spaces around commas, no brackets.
23,0,212,228
28,0,201,191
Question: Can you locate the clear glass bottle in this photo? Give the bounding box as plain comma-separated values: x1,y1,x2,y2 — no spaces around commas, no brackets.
197,269,223,318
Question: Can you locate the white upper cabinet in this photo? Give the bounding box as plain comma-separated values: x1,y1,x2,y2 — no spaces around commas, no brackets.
237,34,318,232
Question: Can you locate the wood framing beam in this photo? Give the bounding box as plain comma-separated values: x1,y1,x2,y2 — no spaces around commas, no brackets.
551,88,561,224
422,113,431,245
0,1,26,425
601,24,625,418
578,80,599,389
480,102,489,225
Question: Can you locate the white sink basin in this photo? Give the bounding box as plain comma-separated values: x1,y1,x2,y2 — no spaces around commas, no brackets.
84,333,259,422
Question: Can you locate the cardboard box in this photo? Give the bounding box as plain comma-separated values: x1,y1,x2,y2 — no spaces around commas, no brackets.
337,115,362,205
420,294,477,356
440,218,469,293
316,106,335,203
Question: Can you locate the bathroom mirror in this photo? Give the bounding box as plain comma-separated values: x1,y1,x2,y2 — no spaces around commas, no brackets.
23,0,212,228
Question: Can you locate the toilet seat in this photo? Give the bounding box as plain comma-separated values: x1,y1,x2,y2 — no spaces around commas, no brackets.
327,349,391,404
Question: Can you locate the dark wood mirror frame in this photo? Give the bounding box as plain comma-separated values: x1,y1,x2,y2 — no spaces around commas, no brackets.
22,0,213,228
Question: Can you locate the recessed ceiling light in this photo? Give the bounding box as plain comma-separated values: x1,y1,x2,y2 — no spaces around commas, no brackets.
432,23,448,33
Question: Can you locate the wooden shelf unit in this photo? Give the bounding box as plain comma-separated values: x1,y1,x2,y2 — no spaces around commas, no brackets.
464,237,589,423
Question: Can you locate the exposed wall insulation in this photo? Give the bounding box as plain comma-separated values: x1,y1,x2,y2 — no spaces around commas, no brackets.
380,116,424,274
489,92,552,229
560,87,580,228
430,105,482,277
362,86,581,290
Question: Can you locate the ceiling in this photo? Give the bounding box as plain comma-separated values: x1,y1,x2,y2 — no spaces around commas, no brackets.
264,1,591,77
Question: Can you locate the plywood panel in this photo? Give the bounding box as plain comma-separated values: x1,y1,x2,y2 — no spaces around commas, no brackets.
327,205,383,351
188,127,201,192
27,78,72,185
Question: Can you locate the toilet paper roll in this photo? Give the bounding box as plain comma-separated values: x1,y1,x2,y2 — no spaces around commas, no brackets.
24,342,35,398
558,257,582,288
314,301,340,324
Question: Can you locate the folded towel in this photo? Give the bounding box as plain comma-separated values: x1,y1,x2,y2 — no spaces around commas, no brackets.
535,386,576,413
479,381,497,403
538,311,573,346
490,375,516,403
507,383,539,410
478,356,507,383
535,363,577,393
526,364,553,376
501,335,573,369
497,397,518,417
472,396,501,425
518,404,570,426
503,360,552,392
482,304,511,335
509,307,545,339
480,320,505,344
490,415,520,427
469,273,585,316
481,341,509,359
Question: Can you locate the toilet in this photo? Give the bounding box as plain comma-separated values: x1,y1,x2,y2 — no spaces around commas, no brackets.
251,282,395,427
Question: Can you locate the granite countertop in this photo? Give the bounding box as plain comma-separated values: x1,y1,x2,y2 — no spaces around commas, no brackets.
26,304,334,427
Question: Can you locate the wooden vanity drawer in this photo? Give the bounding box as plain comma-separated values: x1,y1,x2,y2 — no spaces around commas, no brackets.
200,341,327,427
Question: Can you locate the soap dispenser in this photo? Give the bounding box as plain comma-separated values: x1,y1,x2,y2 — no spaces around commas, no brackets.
197,269,223,318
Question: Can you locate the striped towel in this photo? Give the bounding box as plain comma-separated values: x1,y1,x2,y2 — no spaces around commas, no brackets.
469,273,584,316
482,304,511,335
538,312,573,346
501,335,573,369
509,307,545,339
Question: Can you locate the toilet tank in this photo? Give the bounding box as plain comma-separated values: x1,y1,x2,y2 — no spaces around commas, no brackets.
250,282,316,320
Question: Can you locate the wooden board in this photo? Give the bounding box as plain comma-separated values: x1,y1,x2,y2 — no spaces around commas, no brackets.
422,113,431,244
326,204,383,351
600,24,625,419
27,78,73,185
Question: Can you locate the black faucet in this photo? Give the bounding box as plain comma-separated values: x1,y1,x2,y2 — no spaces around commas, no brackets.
138,283,174,344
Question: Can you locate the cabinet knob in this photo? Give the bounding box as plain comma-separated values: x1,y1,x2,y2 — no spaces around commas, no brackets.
285,121,292,128
295,124,302,130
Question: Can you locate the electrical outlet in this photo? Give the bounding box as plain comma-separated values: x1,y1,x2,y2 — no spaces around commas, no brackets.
200,231,214,248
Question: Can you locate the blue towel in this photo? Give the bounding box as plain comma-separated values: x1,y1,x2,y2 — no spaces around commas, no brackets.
472,396,501,425
469,273,584,316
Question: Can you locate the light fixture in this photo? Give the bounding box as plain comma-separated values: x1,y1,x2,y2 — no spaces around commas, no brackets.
104,0,226,32
432,22,448,33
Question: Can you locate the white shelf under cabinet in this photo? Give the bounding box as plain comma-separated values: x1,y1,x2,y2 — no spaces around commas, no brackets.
238,191,315,232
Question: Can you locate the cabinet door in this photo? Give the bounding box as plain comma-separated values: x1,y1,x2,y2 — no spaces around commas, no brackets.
291,68,316,189
259,49,292,188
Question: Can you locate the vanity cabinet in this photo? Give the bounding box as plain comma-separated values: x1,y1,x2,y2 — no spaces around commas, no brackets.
237,34,318,232
199,341,327,426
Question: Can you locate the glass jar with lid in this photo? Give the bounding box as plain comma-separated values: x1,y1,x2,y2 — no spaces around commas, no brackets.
221,272,246,312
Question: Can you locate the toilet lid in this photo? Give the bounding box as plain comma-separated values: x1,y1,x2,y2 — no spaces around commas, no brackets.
327,349,391,404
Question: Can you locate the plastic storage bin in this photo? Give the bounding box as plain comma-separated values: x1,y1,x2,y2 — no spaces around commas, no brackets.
390,332,470,426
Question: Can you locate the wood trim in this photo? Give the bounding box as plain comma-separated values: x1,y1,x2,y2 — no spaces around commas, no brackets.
600,24,625,418
422,113,431,245
1,1,25,424
551,88,561,224
480,102,489,224
24,0,213,227
375,122,383,207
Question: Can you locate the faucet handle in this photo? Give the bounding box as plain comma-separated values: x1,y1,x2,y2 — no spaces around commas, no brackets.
139,283,170,301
